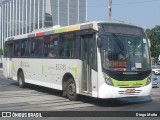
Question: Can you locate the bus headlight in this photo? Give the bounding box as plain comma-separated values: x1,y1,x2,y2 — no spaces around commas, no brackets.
146,76,151,85
103,73,114,86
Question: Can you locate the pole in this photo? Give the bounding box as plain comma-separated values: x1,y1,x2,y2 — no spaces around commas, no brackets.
108,0,112,21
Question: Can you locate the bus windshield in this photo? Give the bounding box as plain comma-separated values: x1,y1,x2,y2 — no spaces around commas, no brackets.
101,33,151,71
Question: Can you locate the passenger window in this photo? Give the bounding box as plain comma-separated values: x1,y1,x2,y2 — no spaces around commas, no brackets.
59,32,75,58
14,41,21,57
29,37,43,57
21,39,28,57
3,42,8,58
44,34,59,58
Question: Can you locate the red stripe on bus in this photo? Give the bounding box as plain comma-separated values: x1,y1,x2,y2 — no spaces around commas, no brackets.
36,32,44,37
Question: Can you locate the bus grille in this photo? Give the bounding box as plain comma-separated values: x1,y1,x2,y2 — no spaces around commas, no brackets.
106,70,151,81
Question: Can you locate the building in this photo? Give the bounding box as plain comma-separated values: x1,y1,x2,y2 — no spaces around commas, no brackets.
0,0,87,48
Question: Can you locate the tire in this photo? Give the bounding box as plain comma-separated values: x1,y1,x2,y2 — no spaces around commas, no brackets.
18,71,25,88
66,78,78,101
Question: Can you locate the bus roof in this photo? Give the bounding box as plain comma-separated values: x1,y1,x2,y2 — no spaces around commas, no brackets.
5,21,143,41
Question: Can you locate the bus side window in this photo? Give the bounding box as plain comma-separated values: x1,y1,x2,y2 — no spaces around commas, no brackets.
30,37,43,57
59,32,75,58
44,34,59,58
4,42,8,58
14,41,21,57
24,39,30,56
21,39,28,57
29,40,35,56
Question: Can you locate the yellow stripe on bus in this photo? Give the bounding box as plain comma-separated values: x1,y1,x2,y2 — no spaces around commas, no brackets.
72,67,78,77
42,65,44,74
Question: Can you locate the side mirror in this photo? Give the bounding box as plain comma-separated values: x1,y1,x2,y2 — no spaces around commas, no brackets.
97,36,102,48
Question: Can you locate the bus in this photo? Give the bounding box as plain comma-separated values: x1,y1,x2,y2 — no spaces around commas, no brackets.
3,21,152,101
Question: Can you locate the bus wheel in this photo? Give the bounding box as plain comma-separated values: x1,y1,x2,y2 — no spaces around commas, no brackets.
18,71,25,88
66,78,78,101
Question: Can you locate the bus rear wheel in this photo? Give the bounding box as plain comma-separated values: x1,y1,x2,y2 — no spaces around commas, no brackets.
18,71,25,88
66,78,78,101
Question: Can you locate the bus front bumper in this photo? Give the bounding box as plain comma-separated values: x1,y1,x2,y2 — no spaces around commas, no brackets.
98,83,152,99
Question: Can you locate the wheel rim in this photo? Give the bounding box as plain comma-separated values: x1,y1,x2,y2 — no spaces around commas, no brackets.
68,83,76,96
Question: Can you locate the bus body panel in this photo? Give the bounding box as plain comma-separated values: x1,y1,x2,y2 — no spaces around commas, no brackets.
3,58,13,79
3,58,8,78
11,57,99,96
11,58,82,93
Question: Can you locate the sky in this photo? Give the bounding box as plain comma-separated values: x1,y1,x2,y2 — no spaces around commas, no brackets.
87,0,160,29
0,0,160,29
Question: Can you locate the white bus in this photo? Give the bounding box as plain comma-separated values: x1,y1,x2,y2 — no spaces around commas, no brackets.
3,21,152,101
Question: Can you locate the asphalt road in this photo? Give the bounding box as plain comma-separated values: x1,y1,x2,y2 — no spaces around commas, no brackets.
0,70,160,120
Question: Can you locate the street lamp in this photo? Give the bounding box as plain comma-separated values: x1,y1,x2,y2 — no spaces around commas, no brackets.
108,0,112,21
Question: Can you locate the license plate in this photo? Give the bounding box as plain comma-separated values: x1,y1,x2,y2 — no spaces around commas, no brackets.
126,89,135,93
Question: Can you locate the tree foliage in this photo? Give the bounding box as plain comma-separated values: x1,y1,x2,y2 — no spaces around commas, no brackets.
0,49,3,56
145,25,160,60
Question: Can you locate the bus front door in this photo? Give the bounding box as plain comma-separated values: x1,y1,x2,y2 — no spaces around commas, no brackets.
81,35,93,94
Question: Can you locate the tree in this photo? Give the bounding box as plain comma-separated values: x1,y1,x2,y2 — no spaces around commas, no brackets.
145,25,160,60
